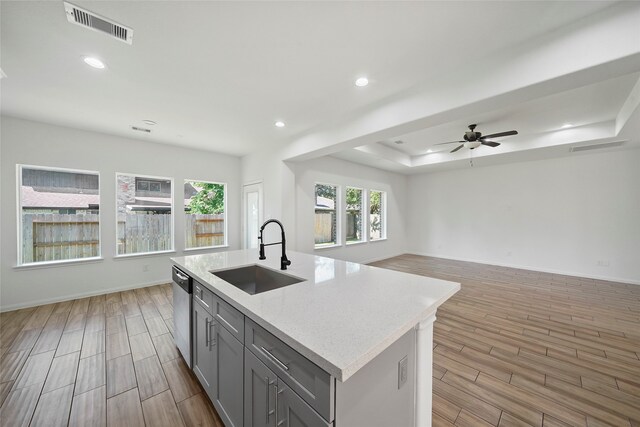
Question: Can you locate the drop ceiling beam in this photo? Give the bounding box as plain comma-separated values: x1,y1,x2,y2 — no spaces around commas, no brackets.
282,2,640,163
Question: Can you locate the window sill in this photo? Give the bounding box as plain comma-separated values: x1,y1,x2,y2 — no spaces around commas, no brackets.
14,257,104,270
346,241,367,246
370,238,388,243
184,245,229,252
314,244,342,250
114,250,176,259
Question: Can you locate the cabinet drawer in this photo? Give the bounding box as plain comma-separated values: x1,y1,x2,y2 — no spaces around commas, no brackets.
212,293,244,342
245,319,334,422
193,280,214,315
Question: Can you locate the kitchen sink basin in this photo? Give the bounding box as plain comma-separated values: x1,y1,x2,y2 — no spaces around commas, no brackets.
211,265,304,295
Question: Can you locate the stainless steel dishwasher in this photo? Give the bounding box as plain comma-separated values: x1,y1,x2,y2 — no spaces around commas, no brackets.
172,266,192,368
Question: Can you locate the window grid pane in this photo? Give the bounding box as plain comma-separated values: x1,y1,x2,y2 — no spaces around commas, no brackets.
19,166,100,265
184,181,226,249
116,174,173,255
315,184,338,247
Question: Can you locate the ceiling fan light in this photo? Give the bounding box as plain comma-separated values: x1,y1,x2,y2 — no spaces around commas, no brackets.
465,141,481,149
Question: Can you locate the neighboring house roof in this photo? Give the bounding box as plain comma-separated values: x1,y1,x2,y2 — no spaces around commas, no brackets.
315,196,335,210
21,186,99,209
23,186,194,211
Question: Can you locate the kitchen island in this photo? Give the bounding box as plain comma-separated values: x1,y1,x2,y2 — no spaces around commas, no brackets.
171,248,459,427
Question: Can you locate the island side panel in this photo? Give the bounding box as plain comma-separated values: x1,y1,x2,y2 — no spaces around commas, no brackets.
415,313,436,427
334,328,416,427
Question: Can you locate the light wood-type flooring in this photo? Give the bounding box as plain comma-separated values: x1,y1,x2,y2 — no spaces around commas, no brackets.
370,255,640,427
0,283,224,427
1,255,639,426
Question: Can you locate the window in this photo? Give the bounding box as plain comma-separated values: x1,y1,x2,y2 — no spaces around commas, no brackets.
116,173,173,255
18,165,100,265
314,184,339,248
369,190,386,240
184,180,227,249
346,187,364,244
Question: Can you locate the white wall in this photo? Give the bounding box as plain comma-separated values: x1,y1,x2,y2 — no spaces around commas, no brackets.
241,145,297,248
294,156,407,264
1,116,241,310
407,148,640,284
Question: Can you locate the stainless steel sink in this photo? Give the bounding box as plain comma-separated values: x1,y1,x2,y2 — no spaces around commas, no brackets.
211,265,304,295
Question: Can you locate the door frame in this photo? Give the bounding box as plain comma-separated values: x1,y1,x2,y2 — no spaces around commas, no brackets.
242,181,264,249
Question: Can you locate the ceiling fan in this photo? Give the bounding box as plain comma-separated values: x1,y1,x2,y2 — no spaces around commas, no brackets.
434,124,518,153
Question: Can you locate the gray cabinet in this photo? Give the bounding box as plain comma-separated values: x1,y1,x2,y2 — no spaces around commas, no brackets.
193,288,244,427
280,383,331,427
212,322,244,427
245,350,330,427
245,349,277,427
192,298,214,397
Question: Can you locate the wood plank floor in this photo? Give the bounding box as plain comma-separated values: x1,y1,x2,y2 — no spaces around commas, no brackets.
1,255,639,426
370,255,640,427
0,284,223,427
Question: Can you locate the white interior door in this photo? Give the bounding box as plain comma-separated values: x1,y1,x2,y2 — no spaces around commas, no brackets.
242,182,263,249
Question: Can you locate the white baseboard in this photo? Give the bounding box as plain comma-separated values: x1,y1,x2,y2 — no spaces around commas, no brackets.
0,278,171,312
407,252,640,286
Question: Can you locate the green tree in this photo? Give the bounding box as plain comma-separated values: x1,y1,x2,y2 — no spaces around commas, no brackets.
369,191,381,215
187,183,225,214
315,184,336,201
346,187,362,210
369,191,382,234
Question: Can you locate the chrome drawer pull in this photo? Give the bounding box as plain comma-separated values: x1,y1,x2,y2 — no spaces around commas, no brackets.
275,386,284,426
260,346,290,371
205,318,210,346
266,377,276,423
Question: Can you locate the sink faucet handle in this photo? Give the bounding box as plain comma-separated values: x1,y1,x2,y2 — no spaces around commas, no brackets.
281,256,291,270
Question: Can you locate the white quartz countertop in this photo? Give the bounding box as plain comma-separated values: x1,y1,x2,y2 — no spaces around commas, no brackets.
171,248,460,382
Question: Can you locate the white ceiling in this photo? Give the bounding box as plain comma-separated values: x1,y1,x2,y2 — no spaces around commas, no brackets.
2,1,630,161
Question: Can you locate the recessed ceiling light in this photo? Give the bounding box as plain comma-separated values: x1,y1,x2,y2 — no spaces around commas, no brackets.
83,56,105,69
274,121,285,128
355,77,369,87
561,123,573,129
142,120,157,126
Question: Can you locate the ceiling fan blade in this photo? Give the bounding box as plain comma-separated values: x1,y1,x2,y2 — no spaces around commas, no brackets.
481,140,500,147
450,144,464,153
481,130,518,139
434,140,465,146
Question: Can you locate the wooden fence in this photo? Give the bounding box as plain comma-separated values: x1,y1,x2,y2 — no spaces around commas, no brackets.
22,213,225,262
116,214,172,255
23,214,100,263
185,214,225,248
314,210,336,244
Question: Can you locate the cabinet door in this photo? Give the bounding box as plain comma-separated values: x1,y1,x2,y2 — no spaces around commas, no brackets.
212,324,244,427
192,299,214,397
245,349,277,427
278,383,331,427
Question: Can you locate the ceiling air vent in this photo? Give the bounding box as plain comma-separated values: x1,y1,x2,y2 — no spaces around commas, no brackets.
131,126,151,133
64,2,133,45
570,141,625,153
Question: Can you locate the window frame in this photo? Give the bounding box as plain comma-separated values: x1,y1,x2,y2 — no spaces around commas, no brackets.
16,164,102,267
369,189,387,242
114,172,175,258
184,179,229,251
314,182,341,249
345,186,366,245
